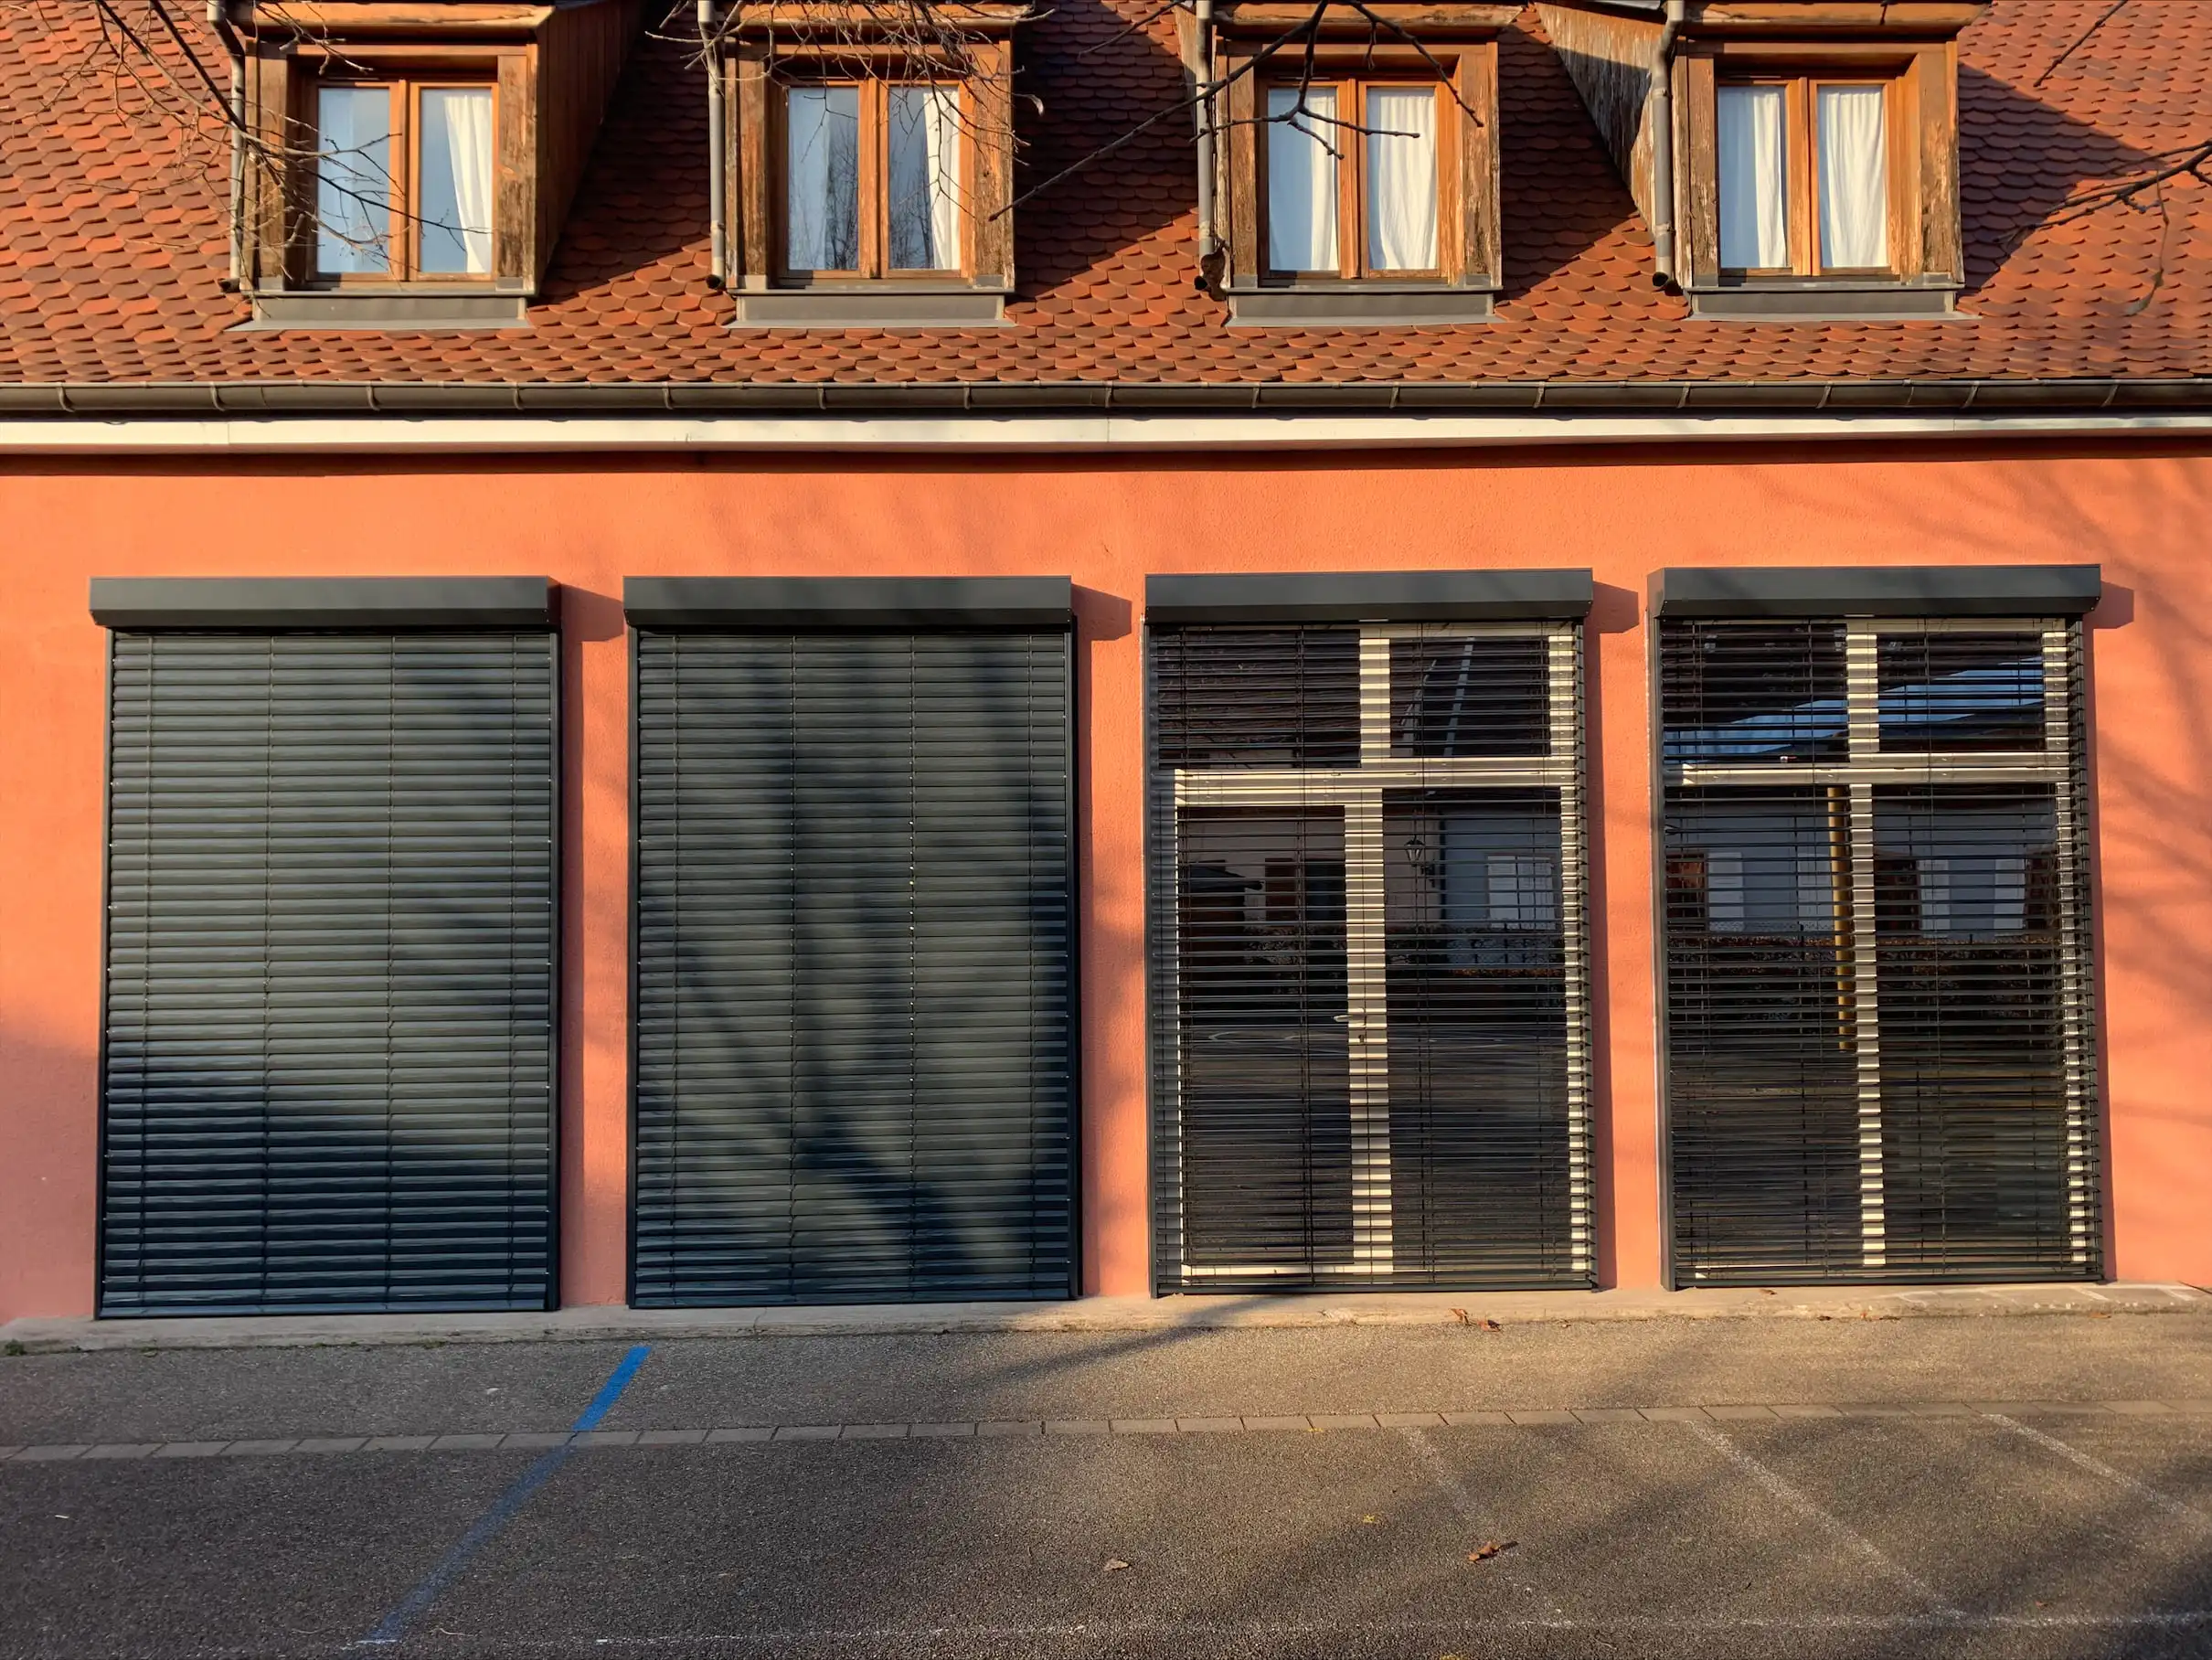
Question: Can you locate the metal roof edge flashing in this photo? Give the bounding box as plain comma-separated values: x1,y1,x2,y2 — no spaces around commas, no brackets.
5,378,2212,422
1649,565,2102,619
623,575,1076,628
1146,569,1597,623
89,576,559,630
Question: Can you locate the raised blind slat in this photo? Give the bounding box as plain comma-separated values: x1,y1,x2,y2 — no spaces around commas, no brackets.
631,630,1077,1306
100,631,558,1316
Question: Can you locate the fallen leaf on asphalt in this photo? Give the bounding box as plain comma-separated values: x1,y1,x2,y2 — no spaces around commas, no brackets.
1451,1308,1471,1325
1466,1540,1518,1563
1360,1514,1382,1526
1103,1559,1131,1573
1479,1318,1503,1332
1758,1288,1776,1296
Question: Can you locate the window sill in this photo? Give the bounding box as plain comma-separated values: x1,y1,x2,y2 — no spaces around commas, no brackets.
239,291,530,332
1689,284,1964,323
728,288,1008,328
1226,288,1495,327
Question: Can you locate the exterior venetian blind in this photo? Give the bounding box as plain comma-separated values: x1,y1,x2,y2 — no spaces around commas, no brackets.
631,628,1076,1305
101,630,558,1315
1148,622,1593,1291
1659,617,2099,1284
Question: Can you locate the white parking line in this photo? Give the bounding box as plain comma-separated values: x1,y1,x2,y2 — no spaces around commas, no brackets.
1679,1420,1960,1614
1983,1411,2212,1529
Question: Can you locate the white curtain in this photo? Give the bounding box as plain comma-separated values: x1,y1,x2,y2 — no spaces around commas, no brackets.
419,87,494,275
1818,84,1888,269
1365,86,1437,272
1717,84,1788,270
786,85,860,271
315,85,392,275
889,86,962,271
1266,86,1337,272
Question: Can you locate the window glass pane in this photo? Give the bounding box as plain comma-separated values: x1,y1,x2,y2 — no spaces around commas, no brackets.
1717,84,1789,270
786,85,860,271
1817,84,1888,269
1660,622,1849,766
1365,86,1436,271
1266,86,1338,271
888,86,962,271
418,87,494,275
316,85,393,275
1877,633,2046,752
1390,636,1547,758
1153,626,1361,768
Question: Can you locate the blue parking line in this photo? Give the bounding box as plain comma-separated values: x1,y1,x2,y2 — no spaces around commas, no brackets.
356,1345,651,1648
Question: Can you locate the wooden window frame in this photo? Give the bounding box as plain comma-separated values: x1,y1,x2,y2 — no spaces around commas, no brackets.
306,71,500,287
1256,75,1451,283
1716,69,1903,281
1678,38,1961,293
772,74,972,283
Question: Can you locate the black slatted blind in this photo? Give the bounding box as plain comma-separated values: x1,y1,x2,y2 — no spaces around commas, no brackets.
1151,622,1590,1292
632,629,1075,1305
1661,618,2096,1285
101,631,558,1315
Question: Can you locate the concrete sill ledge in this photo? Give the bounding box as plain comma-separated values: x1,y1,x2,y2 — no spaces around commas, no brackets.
3,1282,2205,1353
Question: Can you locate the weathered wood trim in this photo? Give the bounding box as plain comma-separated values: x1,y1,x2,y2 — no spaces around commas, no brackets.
733,49,771,289
1223,51,1259,289
972,37,1016,287
497,51,534,285
1678,52,1717,289
1917,42,1962,283
1462,41,1499,288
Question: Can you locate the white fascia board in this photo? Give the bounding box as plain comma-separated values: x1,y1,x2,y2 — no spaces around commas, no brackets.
0,412,2208,453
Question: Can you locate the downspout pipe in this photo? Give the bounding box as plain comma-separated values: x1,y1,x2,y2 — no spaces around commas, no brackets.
1648,0,1685,290
1194,0,1219,271
207,0,247,291
700,0,727,287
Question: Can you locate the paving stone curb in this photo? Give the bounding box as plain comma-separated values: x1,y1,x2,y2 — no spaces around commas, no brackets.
6,1399,2208,1465
5,1283,2205,1353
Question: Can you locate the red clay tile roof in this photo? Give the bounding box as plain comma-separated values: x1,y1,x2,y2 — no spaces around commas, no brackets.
0,0,2206,387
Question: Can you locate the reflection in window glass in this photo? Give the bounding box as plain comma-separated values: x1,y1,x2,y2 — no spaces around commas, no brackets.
1660,621,1849,766
888,86,962,271
786,85,861,271
1391,636,1547,759
316,86,393,275
1877,633,2045,752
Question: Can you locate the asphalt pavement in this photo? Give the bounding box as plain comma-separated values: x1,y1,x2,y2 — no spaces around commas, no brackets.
3,1313,2210,1658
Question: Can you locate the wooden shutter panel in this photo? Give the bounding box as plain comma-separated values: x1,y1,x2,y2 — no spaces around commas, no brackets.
1660,617,2099,1284
631,628,1077,1305
101,631,558,1314
1149,622,1593,1291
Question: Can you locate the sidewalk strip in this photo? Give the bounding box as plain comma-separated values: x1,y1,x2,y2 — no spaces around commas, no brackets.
356,1344,651,1649
1679,1420,1959,1614
1983,1411,2211,1529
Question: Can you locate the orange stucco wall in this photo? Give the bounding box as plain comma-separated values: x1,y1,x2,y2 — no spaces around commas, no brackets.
4,441,2207,1320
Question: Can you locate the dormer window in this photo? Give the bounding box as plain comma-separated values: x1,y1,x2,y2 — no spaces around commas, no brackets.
723,3,1026,325
1211,3,1520,325
1535,0,1986,320
1717,76,1892,278
314,80,495,281
226,0,640,329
